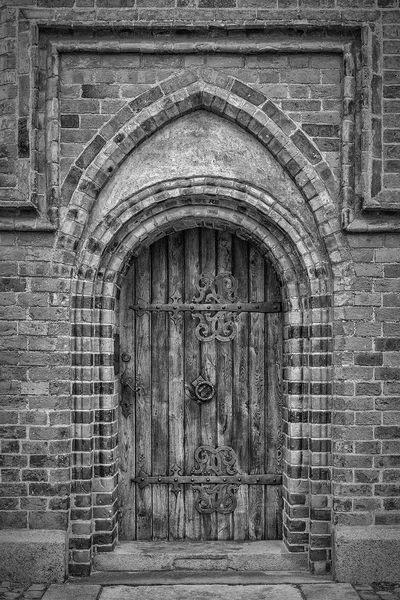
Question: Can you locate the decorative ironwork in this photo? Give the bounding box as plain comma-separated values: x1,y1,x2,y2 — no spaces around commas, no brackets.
130,273,281,343
193,273,237,342
132,445,281,515
132,470,280,490
193,273,238,304
193,309,240,342
170,289,183,326
192,482,239,514
191,445,239,514
191,445,239,477
192,376,215,404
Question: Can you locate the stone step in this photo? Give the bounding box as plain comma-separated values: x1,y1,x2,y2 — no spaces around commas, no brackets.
82,570,329,586
93,541,309,573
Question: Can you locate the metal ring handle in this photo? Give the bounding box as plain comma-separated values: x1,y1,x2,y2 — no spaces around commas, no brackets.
194,380,215,403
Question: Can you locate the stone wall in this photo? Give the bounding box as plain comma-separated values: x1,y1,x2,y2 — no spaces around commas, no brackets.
0,0,399,584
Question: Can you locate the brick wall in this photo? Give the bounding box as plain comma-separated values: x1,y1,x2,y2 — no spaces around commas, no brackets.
0,0,399,579
333,234,400,527
0,230,70,531
58,51,342,186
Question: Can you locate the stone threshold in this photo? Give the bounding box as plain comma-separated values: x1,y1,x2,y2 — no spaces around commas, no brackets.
93,540,309,573
71,570,332,586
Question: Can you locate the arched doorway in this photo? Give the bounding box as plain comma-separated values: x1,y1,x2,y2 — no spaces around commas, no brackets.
59,72,350,575
118,227,283,542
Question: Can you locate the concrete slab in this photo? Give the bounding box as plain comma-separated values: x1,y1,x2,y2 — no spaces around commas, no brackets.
0,530,67,584
94,541,308,572
299,583,360,600
42,584,102,600
99,584,303,600
334,525,400,584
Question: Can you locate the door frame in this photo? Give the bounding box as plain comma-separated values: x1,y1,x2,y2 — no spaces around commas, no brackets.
56,63,354,578
118,229,284,542
67,179,337,576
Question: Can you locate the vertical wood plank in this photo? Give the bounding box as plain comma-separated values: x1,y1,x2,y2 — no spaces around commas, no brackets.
232,236,250,541
151,238,169,540
248,245,265,540
135,247,153,540
200,228,217,540
216,230,233,540
184,229,202,540
168,231,185,540
123,229,283,543
118,262,136,539
265,263,283,539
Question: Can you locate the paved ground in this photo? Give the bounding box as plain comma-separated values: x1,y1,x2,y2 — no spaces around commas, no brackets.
1,581,400,600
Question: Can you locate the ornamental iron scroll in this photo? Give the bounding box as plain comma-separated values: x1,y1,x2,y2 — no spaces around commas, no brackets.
192,273,238,304
192,482,239,514
191,445,239,477
130,273,281,343
192,273,239,342
191,445,240,514
132,444,282,515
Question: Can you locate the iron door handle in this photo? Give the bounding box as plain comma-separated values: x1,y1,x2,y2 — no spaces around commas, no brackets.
120,372,141,418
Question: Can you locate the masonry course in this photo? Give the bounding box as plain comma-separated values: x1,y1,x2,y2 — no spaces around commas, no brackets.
0,0,399,585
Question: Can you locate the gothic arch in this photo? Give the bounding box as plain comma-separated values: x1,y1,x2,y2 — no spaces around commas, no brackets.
58,68,343,268
52,70,353,577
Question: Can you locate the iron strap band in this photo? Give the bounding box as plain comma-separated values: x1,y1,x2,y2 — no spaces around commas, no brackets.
130,300,281,314
131,447,281,513
132,472,282,490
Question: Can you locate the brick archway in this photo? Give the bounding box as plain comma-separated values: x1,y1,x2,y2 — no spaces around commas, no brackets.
63,181,346,577
50,73,353,576
59,68,340,246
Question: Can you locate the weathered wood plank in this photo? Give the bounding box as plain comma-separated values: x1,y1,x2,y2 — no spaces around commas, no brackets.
232,236,249,541
199,228,217,540
151,238,169,540
248,245,265,540
135,247,153,540
216,230,233,540
183,229,202,540
123,228,282,542
118,262,136,539
265,263,283,539
168,232,185,540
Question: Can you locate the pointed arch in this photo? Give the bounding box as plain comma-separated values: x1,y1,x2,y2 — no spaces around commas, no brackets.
59,68,340,255
52,70,354,578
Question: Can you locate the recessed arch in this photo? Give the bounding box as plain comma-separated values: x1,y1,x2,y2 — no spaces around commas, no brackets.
65,180,337,575
51,70,353,578
58,69,341,262
71,177,345,302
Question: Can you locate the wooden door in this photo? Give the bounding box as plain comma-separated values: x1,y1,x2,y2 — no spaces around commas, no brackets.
118,228,282,541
